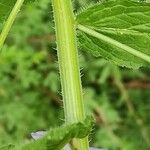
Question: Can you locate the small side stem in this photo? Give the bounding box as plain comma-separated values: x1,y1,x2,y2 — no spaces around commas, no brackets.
0,0,24,49
52,0,89,150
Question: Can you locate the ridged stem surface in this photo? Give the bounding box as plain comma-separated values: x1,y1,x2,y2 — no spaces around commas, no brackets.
52,0,89,149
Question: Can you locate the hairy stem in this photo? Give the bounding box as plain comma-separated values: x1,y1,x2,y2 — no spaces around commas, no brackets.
52,0,89,149
0,0,24,50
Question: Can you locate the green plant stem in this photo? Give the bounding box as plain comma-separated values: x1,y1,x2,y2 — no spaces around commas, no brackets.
0,0,24,50
52,0,89,150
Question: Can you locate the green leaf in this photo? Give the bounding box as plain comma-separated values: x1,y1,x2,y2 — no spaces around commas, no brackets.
0,144,15,150
0,0,36,24
76,0,150,68
0,0,37,50
13,116,94,150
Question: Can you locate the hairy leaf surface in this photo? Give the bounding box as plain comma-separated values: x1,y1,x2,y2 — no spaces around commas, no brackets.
12,116,94,150
76,0,150,68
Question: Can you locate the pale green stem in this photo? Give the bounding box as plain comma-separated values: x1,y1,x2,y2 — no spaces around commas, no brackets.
0,0,24,49
52,0,89,150
78,24,150,63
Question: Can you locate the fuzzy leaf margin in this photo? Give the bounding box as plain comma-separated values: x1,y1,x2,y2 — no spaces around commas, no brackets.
1,116,94,150
76,0,150,68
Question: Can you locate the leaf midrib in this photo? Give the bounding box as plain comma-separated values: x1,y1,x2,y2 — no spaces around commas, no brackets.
78,24,150,63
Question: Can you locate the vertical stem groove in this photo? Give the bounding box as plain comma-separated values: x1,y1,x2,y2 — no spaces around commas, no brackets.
0,0,24,49
52,0,89,149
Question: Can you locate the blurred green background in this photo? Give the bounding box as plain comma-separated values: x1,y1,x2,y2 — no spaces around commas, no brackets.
0,0,149,149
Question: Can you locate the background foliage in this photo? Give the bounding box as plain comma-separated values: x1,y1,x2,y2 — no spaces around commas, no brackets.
0,0,149,150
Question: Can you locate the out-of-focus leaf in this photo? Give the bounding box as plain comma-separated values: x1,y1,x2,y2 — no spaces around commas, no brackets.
0,144,15,150
0,0,37,24
63,144,104,150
